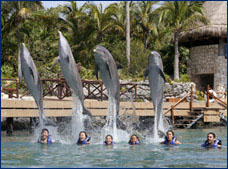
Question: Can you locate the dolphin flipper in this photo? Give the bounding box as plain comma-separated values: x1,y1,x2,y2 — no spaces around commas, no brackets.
116,64,122,70
52,56,60,68
157,66,166,83
106,62,112,79
143,67,150,82
95,64,99,80
29,66,39,85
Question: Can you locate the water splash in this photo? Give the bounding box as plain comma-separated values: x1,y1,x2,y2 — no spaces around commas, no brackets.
71,93,85,142
101,96,129,143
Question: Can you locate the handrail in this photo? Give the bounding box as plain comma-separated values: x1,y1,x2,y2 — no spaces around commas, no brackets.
206,85,227,108
163,92,190,115
208,91,227,107
163,84,194,126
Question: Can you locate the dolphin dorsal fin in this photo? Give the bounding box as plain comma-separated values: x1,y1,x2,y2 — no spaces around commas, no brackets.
95,64,99,80
143,67,150,82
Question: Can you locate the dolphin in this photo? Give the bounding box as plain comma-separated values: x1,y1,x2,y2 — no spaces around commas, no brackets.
57,31,91,117
19,43,45,126
93,45,126,130
143,51,167,137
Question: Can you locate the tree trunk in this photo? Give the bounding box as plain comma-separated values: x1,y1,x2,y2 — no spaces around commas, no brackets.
17,23,22,82
126,1,130,74
174,31,179,80
144,31,149,49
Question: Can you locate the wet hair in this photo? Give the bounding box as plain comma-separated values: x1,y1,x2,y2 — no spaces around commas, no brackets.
41,128,49,134
79,131,88,138
128,134,140,144
166,130,174,136
207,132,216,138
105,135,113,140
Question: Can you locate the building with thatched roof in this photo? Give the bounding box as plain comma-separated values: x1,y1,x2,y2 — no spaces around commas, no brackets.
179,1,227,92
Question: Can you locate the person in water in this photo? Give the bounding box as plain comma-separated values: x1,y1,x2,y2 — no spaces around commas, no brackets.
161,130,181,145
201,132,222,148
38,128,55,144
104,135,113,145
77,131,91,145
128,134,140,145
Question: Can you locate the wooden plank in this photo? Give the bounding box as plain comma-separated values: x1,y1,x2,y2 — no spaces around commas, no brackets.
204,110,219,115
204,116,220,122
1,108,192,117
1,109,72,117
1,99,226,110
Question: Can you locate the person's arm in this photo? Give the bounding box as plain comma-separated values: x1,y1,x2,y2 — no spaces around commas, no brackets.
86,141,90,144
51,139,55,143
175,140,181,144
160,141,165,144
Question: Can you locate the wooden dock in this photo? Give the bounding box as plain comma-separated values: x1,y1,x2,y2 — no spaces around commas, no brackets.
1,98,226,122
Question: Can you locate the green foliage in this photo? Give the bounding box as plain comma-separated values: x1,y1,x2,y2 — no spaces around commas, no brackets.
1,64,14,78
1,1,207,82
80,66,95,80
195,90,205,101
180,74,190,82
164,74,173,85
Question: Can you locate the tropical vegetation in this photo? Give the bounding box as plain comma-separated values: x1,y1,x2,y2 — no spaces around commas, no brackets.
1,1,208,81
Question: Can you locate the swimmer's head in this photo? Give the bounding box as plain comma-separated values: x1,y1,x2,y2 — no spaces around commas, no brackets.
79,131,87,141
166,130,174,141
207,132,216,144
129,134,140,145
41,128,49,139
105,135,113,145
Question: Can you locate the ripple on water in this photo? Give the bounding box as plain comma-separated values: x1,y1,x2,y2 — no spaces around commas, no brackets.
1,128,227,168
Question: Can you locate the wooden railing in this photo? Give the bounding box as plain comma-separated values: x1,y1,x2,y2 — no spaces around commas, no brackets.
206,85,227,108
163,84,194,125
1,76,149,101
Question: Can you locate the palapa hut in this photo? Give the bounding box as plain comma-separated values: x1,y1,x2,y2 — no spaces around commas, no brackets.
178,1,227,92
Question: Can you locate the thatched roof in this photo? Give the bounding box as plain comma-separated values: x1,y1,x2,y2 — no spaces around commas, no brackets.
178,1,227,46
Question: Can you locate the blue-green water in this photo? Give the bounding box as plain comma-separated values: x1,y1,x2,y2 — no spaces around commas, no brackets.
1,127,227,168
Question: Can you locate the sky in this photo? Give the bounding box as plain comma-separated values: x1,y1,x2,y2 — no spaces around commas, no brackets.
42,1,117,9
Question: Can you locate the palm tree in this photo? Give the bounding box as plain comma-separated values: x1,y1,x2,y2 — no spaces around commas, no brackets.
133,1,159,49
126,1,130,73
84,2,115,43
1,1,43,81
159,1,208,80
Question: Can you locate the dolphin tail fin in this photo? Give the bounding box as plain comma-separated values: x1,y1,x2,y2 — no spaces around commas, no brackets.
143,67,150,82
83,107,92,117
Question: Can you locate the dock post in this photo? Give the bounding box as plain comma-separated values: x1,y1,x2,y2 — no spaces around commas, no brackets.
190,84,193,112
101,82,103,101
134,84,137,101
171,106,174,126
6,117,13,134
16,79,19,98
206,85,210,107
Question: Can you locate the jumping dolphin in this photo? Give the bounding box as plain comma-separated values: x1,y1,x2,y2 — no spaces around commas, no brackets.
143,51,167,137
93,45,126,130
19,43,45,126
57,31,91,117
